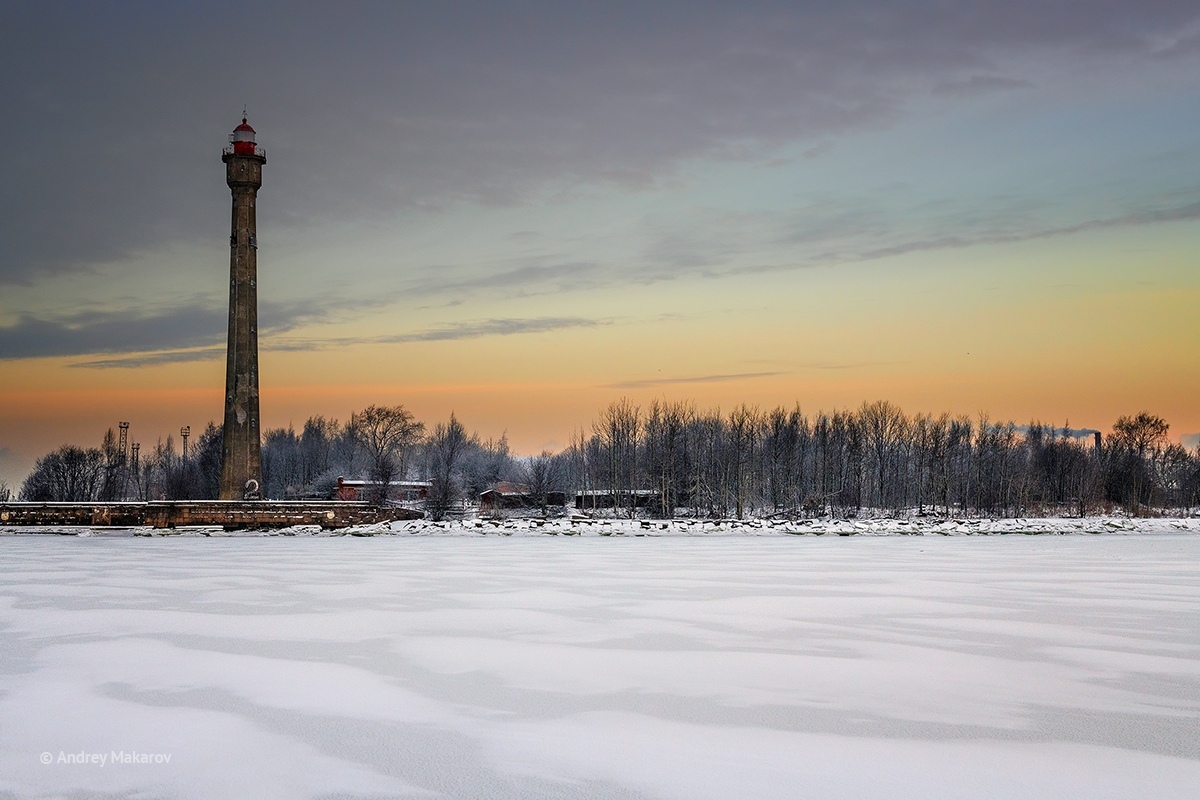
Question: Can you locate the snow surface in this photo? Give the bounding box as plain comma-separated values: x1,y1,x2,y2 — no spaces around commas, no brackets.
1,534,1198,798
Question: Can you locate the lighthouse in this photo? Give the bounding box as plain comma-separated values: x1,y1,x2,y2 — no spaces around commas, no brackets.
219,117,266,500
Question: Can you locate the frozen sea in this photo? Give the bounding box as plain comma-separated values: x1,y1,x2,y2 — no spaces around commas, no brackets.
1,533,1198,799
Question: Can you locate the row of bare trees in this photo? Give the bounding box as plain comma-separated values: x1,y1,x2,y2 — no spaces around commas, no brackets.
556,400,1200,518
17,424,224,503
257,407,517,517
17,404,521,510
15,400,1199,518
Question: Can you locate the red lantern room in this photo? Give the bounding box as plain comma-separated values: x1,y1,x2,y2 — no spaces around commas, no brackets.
229,117,257,155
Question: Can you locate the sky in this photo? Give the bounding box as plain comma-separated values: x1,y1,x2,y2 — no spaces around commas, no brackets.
2,1,1199,487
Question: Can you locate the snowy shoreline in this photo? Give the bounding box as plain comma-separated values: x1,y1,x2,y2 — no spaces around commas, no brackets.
4,515,1200,537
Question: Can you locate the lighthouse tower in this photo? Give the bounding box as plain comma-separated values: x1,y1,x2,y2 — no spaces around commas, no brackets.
219,117,266,500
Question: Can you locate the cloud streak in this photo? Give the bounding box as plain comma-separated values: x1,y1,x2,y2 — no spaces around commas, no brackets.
70,347,226,370
275,316,611,351
70,316,611,369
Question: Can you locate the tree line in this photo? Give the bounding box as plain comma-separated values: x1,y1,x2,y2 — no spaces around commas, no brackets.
14,406,520,520
14,399,1200,518
562,401,1198,518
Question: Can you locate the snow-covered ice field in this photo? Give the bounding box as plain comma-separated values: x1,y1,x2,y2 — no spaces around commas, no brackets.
1,534,1198,799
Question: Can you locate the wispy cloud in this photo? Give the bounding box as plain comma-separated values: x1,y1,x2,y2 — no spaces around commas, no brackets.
716,195,1200,280
435,261,606,297
273,316,611,352
608,371,785,389
71,347,226,369
388,316,606,343
70,316,610,369
252,190,1200,314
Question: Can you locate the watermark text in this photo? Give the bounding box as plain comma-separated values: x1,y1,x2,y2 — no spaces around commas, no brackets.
41,750,172,767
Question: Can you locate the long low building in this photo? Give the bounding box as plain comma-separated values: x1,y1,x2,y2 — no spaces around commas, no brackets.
574,489,662,509
479,482,567,511
334,477,431,502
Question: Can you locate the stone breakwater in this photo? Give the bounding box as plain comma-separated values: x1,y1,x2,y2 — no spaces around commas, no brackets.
361,515,1200,537
0,501,421,531
5,514,1197,537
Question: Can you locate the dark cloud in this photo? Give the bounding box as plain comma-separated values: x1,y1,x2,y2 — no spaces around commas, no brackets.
3,1,1197,285
609,371,785,389
0,289,379,362
0,306,226,360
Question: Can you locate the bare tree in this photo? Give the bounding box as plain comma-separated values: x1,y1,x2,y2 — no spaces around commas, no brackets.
299,416,342,488
461,433,517,499
425,413,470,520
1111,412,1170,456
194,423,223,499
262,426,303,500
593,398,640,515
689,409,726,517
21,445,105,501
726,404,760,519
859,400,907,512
348,405,424,504
644,399,693,517
764,404,805,516
524,450,560,515
1105,411,1170,512
99,427,124,501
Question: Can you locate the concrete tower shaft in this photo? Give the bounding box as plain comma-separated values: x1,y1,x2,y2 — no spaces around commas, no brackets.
219,118,266,500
